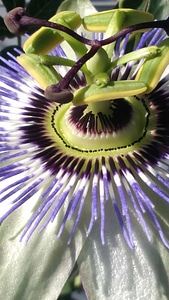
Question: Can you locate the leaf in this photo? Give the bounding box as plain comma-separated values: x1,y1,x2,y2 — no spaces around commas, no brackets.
26,0,64,20
1,0,25,12
118,0,150,11
57,0,97,17
148,0,169,19
0,16,13,40
118,0,169,19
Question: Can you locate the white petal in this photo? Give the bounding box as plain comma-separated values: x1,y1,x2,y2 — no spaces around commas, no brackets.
0,198,86,300
78,202,169,299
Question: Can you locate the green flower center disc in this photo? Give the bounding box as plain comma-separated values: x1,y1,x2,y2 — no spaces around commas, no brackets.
45,95,154,157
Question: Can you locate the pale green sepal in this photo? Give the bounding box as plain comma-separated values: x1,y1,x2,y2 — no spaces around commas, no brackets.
0,198,87,300
77,201,169,300
83,9,154,32
72,81,147,105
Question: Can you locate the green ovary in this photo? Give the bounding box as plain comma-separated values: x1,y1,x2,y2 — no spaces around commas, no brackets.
46,95,155,156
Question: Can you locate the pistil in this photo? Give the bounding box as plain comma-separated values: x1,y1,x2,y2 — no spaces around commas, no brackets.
4,7,169,104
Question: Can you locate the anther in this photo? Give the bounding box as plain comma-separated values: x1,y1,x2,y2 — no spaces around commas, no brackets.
44,85,73,103
4,7,29,35
100,18,169,46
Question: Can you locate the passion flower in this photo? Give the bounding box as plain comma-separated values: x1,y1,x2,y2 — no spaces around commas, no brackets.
1,3,169,299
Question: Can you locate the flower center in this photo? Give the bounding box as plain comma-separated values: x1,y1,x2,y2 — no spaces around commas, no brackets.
47,95,153,155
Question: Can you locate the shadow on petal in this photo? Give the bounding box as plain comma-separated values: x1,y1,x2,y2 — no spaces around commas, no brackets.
0,200,87,300
78,201,169,300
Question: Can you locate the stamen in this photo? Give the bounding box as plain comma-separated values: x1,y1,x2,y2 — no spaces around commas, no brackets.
4,7,169,103
100,18,169,46
45,44,100,101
